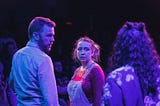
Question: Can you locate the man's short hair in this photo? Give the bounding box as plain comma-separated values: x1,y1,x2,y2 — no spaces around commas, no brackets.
28,16,56,38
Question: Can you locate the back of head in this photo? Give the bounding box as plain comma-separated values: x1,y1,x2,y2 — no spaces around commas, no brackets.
110,21,160,96
28,16,56,39
112,21,156,68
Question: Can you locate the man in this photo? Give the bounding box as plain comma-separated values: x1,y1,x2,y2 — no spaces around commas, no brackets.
9,17,59,106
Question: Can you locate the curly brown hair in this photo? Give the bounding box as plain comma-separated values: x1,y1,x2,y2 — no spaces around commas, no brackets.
109,21,160,97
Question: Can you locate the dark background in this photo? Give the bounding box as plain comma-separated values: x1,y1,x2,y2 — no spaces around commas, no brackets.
0,0,160,69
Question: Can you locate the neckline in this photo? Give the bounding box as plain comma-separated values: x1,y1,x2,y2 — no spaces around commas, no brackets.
72,61,96,80
81,61,94,71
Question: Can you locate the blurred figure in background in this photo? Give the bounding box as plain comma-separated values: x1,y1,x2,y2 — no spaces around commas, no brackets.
67,36,105,106
0,37,18,106
54,59,70,106
1,38,18,78
0,60,9,106
101,22,160,106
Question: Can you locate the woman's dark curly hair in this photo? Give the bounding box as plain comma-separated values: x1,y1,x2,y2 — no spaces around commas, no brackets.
109,21,160,97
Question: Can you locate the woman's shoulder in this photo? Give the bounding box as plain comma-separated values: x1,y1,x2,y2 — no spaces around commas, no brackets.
89,63,105,80
113,65,134,72
90,63,104,75
107,65,137,86
109,65,134,77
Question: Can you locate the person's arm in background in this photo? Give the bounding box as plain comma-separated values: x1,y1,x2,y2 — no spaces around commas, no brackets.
7,78,18,106
9,61,14,90
91,66,105,106
38,57,59,106
8,55,18,106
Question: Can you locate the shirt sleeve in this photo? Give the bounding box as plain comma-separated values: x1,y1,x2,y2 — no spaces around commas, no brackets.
91,66,105,106
38,57,59,106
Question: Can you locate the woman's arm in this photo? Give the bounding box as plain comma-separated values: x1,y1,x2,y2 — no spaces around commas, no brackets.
91,66,105,106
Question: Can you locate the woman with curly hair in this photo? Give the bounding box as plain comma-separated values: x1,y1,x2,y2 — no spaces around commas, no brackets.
101,22,160,106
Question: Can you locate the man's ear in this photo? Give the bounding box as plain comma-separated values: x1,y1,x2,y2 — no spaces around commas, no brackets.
91,50,94,56
32,32,39,40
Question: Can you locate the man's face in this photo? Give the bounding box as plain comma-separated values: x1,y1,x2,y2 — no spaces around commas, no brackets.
38,25,55,53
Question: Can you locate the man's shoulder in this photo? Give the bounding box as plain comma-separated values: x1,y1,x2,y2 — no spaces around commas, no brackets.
13,46,51,62
16,46,48,56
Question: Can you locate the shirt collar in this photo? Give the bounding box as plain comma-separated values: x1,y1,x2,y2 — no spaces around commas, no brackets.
26,40,39,49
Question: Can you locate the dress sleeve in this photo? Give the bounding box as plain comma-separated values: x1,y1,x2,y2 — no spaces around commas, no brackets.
91,66,105,106
38,57,59,106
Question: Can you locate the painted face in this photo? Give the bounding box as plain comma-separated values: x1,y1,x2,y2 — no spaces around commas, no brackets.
77,41,93,63
38,25,55,53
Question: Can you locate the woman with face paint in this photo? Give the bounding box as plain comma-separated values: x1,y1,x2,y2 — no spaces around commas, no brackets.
67,36,105,106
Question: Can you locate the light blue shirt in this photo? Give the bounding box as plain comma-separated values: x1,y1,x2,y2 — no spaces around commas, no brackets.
9,41,59,106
